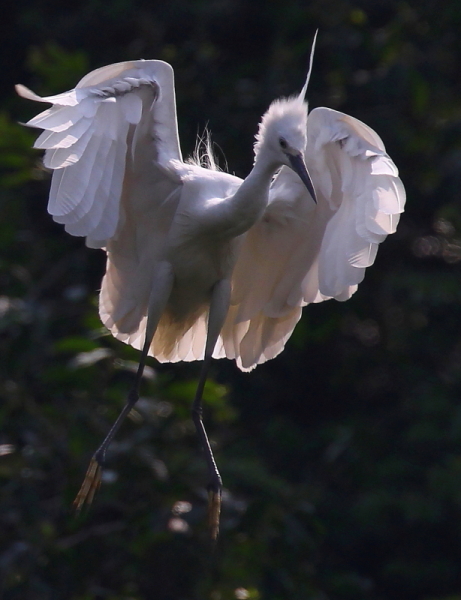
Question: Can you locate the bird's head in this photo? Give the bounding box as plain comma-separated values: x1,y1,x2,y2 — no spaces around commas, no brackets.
254,97,307,160
254,97,316,202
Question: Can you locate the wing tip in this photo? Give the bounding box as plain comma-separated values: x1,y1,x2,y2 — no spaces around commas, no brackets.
15,83,42,102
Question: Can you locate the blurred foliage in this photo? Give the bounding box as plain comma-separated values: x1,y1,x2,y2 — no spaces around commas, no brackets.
2,0,461,599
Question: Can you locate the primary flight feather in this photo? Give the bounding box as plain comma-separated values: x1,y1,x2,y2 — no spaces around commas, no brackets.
17,46,405,537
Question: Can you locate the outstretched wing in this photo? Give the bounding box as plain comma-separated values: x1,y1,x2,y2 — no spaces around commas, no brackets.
218,106,405,371
16,59,182,248
18,60,185,346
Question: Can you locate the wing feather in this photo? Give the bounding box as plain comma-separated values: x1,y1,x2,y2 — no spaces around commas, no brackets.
26,106,80,131
15,83,79,106
43,124,95,169
62,137,116,237
83,138,127,243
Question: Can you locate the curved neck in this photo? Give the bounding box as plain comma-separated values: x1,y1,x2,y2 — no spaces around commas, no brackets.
226,150,279,236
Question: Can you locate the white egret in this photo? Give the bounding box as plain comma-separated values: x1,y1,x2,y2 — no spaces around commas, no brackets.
16,38,405,538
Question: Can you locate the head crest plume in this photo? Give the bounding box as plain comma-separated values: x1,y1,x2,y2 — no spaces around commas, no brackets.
253,31,317,158
299,29,318,101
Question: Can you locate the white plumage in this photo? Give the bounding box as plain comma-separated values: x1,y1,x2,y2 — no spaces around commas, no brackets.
16,58,405,372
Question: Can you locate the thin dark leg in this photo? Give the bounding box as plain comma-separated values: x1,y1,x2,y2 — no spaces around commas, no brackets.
191,354,222,538
73,337,151,510
191,279,231,539
192,355,221,492
97,340,150,460
74,261,174,511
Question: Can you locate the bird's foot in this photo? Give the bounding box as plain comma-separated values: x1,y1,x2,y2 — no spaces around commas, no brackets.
73,456,102,512
208,485,222,541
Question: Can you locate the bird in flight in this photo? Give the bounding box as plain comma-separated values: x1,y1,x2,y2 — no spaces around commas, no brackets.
17,37,405,538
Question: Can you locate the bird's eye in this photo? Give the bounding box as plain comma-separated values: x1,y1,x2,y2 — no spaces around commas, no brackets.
279,138,288,150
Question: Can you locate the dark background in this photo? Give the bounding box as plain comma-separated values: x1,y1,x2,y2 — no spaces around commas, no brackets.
2,1,461,599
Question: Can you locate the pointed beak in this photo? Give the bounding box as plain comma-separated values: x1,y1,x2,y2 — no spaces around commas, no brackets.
288,153,317,204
